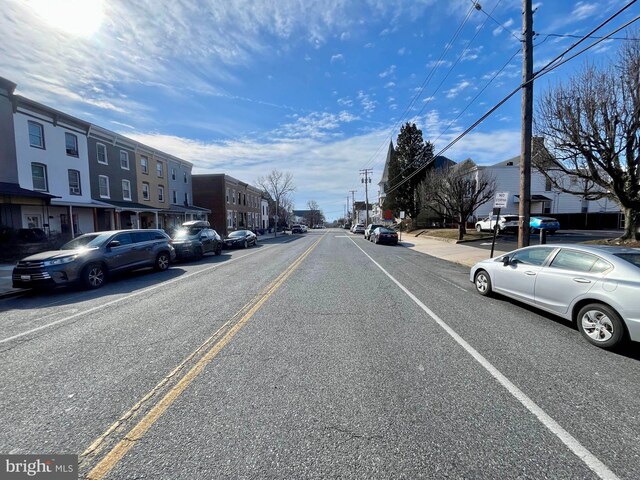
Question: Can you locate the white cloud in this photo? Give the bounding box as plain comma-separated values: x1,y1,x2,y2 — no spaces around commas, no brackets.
340,32,350,41
398,47,406,56
331,53,345,63
572,2,597,20
492,18,514,36
384,82,396,89
425,59,452,69
379,65,396,78
445,80,472,99
357,91,377,114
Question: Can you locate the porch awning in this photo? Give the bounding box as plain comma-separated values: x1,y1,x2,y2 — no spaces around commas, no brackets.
0,182,59,200
99,200,163,213
514,194,552,202
50,199,115,208
161,204,211,215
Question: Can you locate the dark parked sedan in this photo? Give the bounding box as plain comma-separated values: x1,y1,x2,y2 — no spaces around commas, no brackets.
171,220,222,259
371,227,398,245
224,230,257,249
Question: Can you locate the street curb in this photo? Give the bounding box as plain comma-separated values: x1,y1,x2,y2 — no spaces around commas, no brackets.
0,289,26,300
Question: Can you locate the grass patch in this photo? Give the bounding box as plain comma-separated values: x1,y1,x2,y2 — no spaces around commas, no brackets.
410,229,490,241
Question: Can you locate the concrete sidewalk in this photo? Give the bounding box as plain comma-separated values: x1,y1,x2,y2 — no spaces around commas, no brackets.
0,230,504,299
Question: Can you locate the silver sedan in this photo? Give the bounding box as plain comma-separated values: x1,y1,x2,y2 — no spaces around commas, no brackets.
470,244,640,349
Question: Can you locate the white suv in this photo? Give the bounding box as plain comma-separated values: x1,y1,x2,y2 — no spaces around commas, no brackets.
475,215,519,233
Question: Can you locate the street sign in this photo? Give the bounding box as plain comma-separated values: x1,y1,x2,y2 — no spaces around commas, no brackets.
494,192,509,208
400,211,405,219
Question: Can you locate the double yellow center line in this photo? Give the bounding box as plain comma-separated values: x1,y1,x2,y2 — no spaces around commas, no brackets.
82,236,323,479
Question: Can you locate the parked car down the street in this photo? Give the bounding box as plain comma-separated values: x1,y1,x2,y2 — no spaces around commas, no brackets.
475,215,519,233
470,244,640,349
529,216,560,234
291,225,304,234
12,229,175,290
353,224,365,234
224,230,258,248
371,227,398,245
171,220,222,260
364,223,384,240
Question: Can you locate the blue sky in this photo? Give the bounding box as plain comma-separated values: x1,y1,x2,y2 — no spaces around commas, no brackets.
1,0,636,220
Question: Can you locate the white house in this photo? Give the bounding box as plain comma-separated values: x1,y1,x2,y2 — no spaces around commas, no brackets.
13,96,108,237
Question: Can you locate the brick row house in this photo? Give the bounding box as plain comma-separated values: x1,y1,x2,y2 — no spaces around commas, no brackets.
192,174,266,237
0,77,209,241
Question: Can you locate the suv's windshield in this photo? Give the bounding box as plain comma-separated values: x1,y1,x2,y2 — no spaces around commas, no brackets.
60,233,111,250
173,228,202,239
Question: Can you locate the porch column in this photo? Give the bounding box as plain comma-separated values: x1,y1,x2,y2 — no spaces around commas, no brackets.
69,205,74,237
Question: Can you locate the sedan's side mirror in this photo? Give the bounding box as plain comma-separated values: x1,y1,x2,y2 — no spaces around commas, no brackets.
502,255,510,266
108,240,121,249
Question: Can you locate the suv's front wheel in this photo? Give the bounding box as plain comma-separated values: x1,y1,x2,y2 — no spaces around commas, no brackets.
154,252,171,271
83,263,106,289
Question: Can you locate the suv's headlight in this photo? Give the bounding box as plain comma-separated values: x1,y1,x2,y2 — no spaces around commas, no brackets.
43,255,77,266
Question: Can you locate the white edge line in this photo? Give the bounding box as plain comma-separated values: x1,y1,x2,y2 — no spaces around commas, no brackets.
348,237,620,480
0,245,274,345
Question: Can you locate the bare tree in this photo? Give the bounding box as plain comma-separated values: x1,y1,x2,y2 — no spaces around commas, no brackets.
534,35,640,241
256,170,296,237
306,200,324,227
421,160,497,240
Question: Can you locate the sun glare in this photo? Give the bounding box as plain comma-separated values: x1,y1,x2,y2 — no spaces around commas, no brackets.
27,0,105,37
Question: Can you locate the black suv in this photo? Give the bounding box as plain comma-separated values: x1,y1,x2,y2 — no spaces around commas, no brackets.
171,221,222,259
12,229,175,290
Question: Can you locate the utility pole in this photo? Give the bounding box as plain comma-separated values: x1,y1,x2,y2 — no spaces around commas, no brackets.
518,0,533,248
360,169,373,226
350,190,357,225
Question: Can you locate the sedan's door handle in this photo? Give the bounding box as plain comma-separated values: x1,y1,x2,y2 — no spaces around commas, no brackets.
524,271,537,276
573,278,592,284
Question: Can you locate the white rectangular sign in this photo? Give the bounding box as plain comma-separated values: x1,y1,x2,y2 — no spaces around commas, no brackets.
494,192,509,208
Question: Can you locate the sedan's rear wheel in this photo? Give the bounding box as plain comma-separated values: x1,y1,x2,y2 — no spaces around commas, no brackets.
476,224,482,232
577,303,625,349
474,270,492,297
154,252,170,271
243,240,248,249
83,263,106,289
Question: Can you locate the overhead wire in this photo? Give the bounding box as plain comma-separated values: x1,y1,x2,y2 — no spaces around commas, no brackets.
359,2,477,170
384,10,640,197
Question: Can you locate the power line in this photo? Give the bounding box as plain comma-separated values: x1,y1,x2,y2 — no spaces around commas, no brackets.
360,3,478,170
537,32,639,41
384,13,640,197
470,0,521,42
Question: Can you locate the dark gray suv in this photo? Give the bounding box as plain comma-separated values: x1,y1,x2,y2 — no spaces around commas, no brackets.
171,220,222,259
12,229,175,290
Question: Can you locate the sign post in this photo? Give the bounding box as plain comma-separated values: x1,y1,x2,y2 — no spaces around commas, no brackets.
490,192,509,258
399,211,405,241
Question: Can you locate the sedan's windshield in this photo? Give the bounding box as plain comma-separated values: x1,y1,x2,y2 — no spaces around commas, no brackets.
60,233,111,250
229,231,245,237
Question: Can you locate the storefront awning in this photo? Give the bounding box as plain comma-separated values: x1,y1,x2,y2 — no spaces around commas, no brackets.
162,204,211,215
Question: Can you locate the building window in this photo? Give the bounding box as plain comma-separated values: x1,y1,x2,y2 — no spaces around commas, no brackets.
238,192,241,204
68,169,81,195
227,211,233,228
122,179,131,200
243,193,246,206
98,175,110,198
96,143,108,164
158,185,165,202
232,190,236,204
157,161,163,178
65,133,78,156
545,177,552,192
31,163,48,191
183,172,187,183
184,192,189,205
142,182,150,201
226,188,230,203
171,168,176,180
172,190,177,203
141,155,148,174
28,121,45,148
120,151,130,170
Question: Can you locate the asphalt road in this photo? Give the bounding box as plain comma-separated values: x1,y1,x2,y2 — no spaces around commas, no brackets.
0,229,639,479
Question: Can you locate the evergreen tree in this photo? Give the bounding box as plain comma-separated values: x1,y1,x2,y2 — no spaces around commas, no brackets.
387,123,434,219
